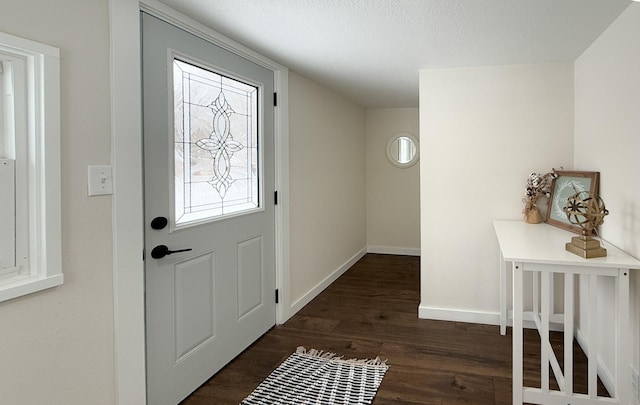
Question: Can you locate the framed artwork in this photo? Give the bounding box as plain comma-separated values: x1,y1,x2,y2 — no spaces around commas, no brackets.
545,171,600,234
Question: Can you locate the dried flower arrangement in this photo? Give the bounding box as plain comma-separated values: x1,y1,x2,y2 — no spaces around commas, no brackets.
523,168,560,223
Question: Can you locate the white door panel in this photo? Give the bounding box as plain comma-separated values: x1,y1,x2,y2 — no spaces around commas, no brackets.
142,13,276,405
237,235,264,319
173,252,217,362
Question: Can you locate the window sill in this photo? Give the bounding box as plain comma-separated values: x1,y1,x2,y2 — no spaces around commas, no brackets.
0,274,64,302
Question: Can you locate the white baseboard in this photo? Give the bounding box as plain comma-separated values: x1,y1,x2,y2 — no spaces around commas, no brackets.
575,327,616,397
367,246,420,256
418,305,500,326
418,305,565,332
289,247,367,316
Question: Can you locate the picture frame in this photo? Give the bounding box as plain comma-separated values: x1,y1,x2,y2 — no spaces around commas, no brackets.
545,170,600,234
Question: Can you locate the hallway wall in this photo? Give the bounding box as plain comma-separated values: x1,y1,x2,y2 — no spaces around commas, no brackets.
365,108,420,255
289,71,367,312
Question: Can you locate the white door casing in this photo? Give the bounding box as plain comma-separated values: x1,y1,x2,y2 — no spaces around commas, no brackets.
142,12,278,404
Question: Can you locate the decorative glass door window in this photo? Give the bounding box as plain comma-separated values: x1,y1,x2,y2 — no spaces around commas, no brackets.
173,59,260,227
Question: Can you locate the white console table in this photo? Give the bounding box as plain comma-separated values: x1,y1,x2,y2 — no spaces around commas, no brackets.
493,220,640,405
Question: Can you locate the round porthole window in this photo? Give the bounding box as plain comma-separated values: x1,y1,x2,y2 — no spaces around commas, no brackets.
386,132,419,168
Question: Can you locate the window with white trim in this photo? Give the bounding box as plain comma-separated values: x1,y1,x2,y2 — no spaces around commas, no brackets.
0,32,62,302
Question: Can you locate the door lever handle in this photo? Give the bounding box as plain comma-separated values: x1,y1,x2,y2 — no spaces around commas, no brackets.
151,244,193,259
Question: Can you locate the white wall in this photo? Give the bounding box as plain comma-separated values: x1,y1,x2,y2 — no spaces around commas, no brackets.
0,1,116,403
419,64,574,322
574,4,640,392
289,71,367,313
365,108,420,255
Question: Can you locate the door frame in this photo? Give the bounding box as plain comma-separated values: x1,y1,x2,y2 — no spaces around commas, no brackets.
109,0,290,403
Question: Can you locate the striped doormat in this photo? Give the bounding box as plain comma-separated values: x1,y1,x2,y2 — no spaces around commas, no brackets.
241,347,389,405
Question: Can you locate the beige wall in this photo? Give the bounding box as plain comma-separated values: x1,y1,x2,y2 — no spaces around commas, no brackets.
574,4,640,388
288,71,367,310
419,64,574,320
365,108,420,254
0,1,115,404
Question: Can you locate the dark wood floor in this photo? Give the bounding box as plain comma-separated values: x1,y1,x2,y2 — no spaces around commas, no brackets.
181,254,607,404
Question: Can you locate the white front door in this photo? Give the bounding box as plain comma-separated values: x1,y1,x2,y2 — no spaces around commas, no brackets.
142,13,276,405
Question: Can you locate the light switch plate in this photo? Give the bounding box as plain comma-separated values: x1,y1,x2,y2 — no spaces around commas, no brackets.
88,165,113,196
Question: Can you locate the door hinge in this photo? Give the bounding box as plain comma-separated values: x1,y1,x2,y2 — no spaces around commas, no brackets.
273,92,278,107
274,191,278,205
275,289,279,304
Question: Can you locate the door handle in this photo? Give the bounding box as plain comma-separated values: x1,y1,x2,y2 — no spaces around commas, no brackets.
151,244,193,259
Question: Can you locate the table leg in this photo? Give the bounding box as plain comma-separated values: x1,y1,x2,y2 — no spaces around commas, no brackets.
500,251,507,335
588,275,598,398
616,268,630,404
513,262,523,404
564,273,574,396
533,272,539,321
541,271,550,393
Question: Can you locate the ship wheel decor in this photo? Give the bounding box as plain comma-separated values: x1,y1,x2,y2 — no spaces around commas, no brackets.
563,190,609,258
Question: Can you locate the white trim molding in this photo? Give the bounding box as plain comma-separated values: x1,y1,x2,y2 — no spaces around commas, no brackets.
290,248,367,316
109,0,290,402
109,0,146,404
367,246,420,256
419,305,500,326
419,305,565,332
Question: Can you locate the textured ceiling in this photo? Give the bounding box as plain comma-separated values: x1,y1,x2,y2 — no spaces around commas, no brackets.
157,0,632,107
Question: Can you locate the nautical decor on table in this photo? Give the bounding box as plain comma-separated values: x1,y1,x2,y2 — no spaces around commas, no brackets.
522,169,559,224
563,190,609,258
545,170,600,233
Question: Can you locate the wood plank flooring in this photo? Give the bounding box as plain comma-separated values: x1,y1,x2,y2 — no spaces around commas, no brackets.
181,253,608,404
